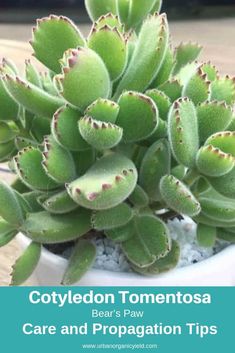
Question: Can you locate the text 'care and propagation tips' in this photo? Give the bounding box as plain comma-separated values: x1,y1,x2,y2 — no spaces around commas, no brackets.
1,287,233,352
23,289,216,339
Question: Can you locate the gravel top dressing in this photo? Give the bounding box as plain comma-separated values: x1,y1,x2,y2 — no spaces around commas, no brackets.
60,217,229,273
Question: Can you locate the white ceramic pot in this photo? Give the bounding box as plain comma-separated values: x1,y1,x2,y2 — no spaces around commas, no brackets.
17,233,235,286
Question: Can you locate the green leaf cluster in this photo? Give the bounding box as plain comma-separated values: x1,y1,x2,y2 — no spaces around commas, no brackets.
0,1,234,285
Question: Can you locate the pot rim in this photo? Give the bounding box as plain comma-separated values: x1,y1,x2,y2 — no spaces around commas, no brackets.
17,232,235,280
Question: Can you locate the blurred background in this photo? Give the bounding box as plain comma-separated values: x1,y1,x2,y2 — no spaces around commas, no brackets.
0,0,234,71
0,0,235,23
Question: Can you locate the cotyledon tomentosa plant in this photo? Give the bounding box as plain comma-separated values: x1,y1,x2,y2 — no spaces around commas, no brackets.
0,0,235,285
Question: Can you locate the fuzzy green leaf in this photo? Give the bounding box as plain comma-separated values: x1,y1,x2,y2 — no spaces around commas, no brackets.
168,98,199,168
105,220,135,242
31,15,85,73
139,139,171,201
21,209,91,244
126,0,156,29
73,149,96,176
57,48,111,111
122,215,170,268
217,228,235,243
183,67,211,105
210,76,235,104
0,218,17,247
11,241,41,285
11,178,30,194
3,75,63,118
88,25,127,81
0,140,16,161
196,145,234,177
94,13,124,32
0,181,25,226
85,98,119,123
194,213,235,228
151,0,163,13
14,190,32,215
146,118,167,143
36,192,55,205
117,0,130,25
228,117,235,131
116,91,158,142
151,46,175,87
25,59,42,87
41,190,78,214
92,203,133,231
85,0,117,21
158,79,182,102
0,121,17,143
205,131,235,157
0,78,19,121
192,176,210,195
171,165,187,180
52,105,89,151
79,116,123,150
67,153,137,210
0,58,18,75
42,136,76,183
23,191,44,212
160,175,201,216
145,89,171,121
197,101,233,142
132,146,148,169
124,31,137,66
132,239,180,275
176,62,199,86
62,239,96,285
197,224,216,248
14,147,59,191
225,227,235,234
114,13,169,98
30,116,51,142
15,137,38,151
209,166,235,199
40,71,59,96
199,190,235,223
200,62,218,82
173,42,202,74
129,185,149,208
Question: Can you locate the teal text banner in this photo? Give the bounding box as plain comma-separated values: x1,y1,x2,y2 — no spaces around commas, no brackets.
0,287,233,353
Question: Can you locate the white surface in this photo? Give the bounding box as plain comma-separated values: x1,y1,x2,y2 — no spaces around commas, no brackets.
17,233,235,287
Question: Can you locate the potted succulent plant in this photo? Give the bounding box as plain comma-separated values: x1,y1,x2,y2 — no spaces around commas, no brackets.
0,0,235,286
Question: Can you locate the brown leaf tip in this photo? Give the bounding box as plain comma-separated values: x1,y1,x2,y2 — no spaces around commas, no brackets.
88,192,99,201
102,183,112,190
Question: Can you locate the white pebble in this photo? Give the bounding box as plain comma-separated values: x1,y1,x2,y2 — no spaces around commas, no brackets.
62,217,228,273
